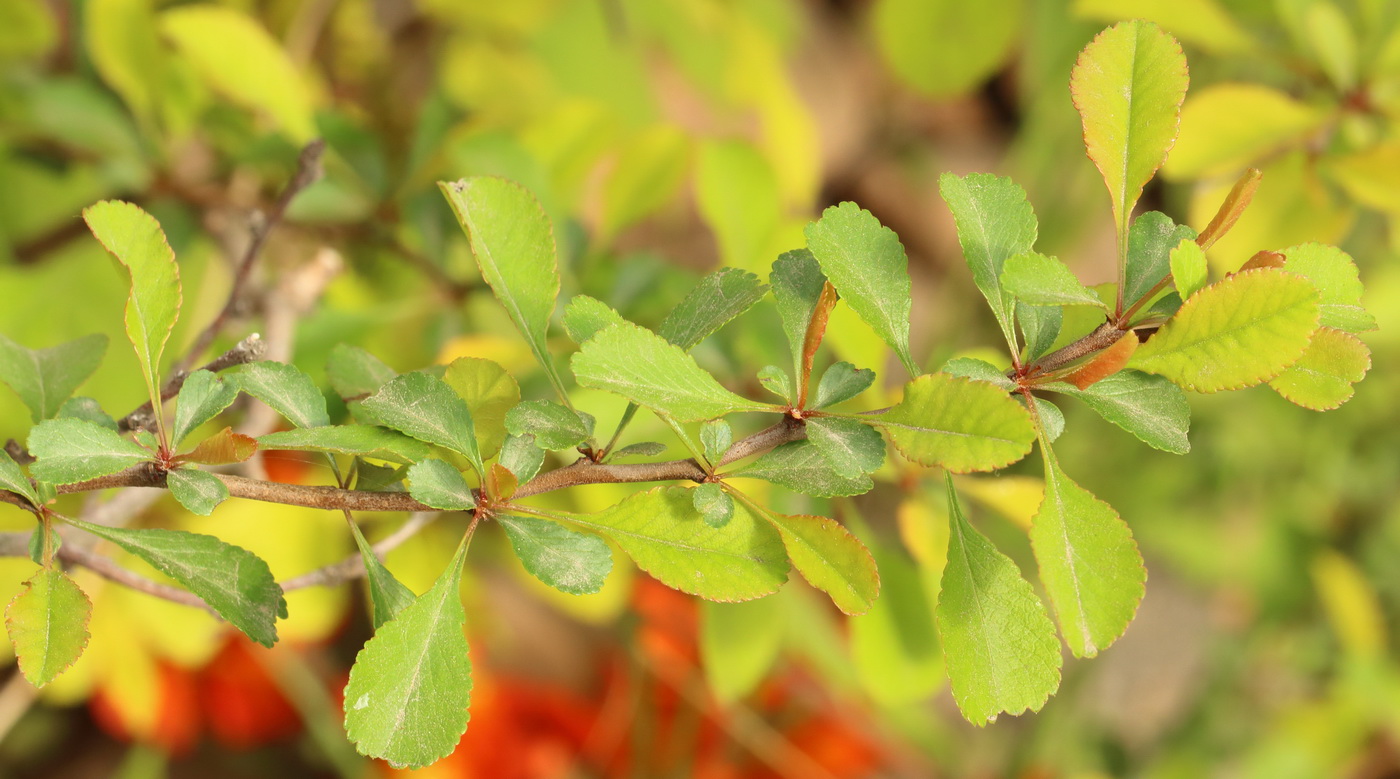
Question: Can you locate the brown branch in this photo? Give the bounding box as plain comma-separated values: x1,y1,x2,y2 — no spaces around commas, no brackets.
119,334,267,433
1021,322,1126,379
176,140,325,374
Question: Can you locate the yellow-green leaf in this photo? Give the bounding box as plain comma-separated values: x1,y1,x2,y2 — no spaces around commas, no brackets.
1268,327,1371,411
759,511,879,616
1163,84,1324,181
1071,21,1188,235
875,373,1035,473
1128,269,1320,392
5,567,91,687
160,5,316,141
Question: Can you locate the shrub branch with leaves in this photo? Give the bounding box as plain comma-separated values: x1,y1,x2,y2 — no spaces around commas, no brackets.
0,21,1374,767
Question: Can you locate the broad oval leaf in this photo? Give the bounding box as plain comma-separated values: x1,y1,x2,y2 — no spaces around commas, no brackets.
64,516,287,647
939,477,1061,725
813,362,876,409
235,361,330,429
407,459,476,511
1268,327,1371,411
442,357,520,461
1001,252,1106,308
497,515,613,595
805,416,885,478
938,172,1039,346
537,486,789,602
5,567,92,686
760,512,879,616
877,373,1035,473
1071,21,1188,232
659,267,767,350
28,418,152,485
691,483,735,528
571,323,776,422
804,202,917,375
1045,370,1191,454
728,441,873,498
344,538,471,768
82,201,180,408
166,467,229,516
505,400,589,451
171,369,239,448
1279,243,1376,333
1127,269,1320,392
0,333,108,423
257,425,430,466
0,449,39,507
439,177,560,377
498,434,545,483
562,295,629,345
1030,442,1146,658
360,372,483,474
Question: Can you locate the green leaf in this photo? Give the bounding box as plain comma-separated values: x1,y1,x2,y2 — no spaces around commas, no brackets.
1127,269,1321,392
361,372,484,475
939,173,1039,346
1126,212,1197,306
572,323,776,422
770,249,827,379
171,370,239,448
691,483,734,528
0,333,108,423
1030,440,1146,657
347,521,415,632
1045,370,1191,453
1030,396,1065,442
538,486,788,601
813,362,875,409
659,268,767,350
0,449,38,506
442,357,520,461
27,418,151,484
700,420,732,465
876,374,1035,473
234,362,330,429
344,537,471,768
1071,21,1188,234
804,202,917,375
439,177,560,380
498,515,613,595
1268,327,1371,411
1169,238,1209,299
57,397,117,431
805,417,885,478
873,0,1019,98
407,459,476,511
1279,243,1376,333
257,426,430,466
1001,252,1107,308
760,511,879,616
940,357,1015,390
64,516,287,647
938,477,1061,725
327,344,396,399
504,400,589,451
562,295,628,345
1164,84,1323,180
166,468,228,516
729,441,873,498
700,598,784,704
757,365,792,401
82,201,180,411
1018,303,1062,361
498,434,545,483
160,5,316,140
610,442,667,460
5,567,91,687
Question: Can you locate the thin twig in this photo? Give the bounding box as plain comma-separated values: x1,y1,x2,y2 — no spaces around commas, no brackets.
56,542,215,613
119,334,266,432
177,140,325,374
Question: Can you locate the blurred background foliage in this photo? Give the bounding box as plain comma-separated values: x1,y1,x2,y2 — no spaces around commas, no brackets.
1,0,1399,777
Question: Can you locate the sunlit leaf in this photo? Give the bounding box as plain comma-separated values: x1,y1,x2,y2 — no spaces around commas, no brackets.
804,202,917,374
1128,269,1320,392
1071,21,1188,234
1278,243,1376,333
1001,252,1106,308
1030,440,1146,658
760,511,878,616
5,567,91,687
1045,370,1191,453
874,0,1019,98
700,420,732,465
0,449,38,506
1169,238,1208,299
498,515,613,595
0,333,108,423
770,249,827,381
938,477,1061,725
691,483,734,528
347,521,415,632
939,173,1039,345
562,295,628,345
442,357,520,461
876,373,1035,473
498,434,545,483
344,537,471,768
27,418,151,484
1268,327,1371,411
